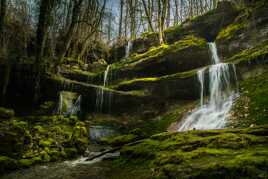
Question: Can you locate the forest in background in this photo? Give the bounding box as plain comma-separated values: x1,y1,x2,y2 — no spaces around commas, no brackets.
0,0,245,65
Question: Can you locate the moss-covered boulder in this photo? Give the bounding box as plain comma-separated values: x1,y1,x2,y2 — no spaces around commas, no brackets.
0,107,15,119
106,36,209,85
0,156,18,173
0,115,91,173
216,0,268,60
112,69,200,101
229,71,268,127
0,120,32,158
114,125,268,179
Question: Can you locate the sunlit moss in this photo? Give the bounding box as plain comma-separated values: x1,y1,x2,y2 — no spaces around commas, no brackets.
111,68,198,90
216,22,246,40
229,71,268,127
227,40,268,63
116,126,268,178
111,35,206,70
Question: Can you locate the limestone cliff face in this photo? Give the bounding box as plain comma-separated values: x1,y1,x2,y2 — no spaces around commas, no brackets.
1,0,267,115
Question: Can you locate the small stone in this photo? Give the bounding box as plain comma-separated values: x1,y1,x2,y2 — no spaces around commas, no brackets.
250,124,255,127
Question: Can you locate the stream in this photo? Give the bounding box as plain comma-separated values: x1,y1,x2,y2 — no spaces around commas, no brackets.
1,150,119,179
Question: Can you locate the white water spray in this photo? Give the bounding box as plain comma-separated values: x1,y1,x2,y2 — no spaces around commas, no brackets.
68,95,82,115
197,68,205,106
178,42,238,131
56,92,81,116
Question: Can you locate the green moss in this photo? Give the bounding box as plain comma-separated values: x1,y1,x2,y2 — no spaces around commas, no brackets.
39,138,55,147
101,134,139,147
0,156,17,172
33,125,46,133
0,115,90,172
140,31,157,39
229,72,268,127
111,68,198,91
0,107,15,119
18,159,34,167
111,35,206,70
115,126,268,178
216,22,246,40
227,40,268,64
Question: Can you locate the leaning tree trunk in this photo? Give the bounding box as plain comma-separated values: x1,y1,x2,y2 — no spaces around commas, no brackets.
142,0,155,32
58,0,83,64
34,0,56,102
0,0,7,47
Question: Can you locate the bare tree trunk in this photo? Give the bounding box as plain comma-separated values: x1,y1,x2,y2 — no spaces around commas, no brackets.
118,0,124,42
128,0,137,40
77,0,106,60
36,0,56,64
34,0,57,102
142,0,154,32
166,0,170,28
158,0,167,44
0,0,7,48
174,0,179,25
58,0,84,64
124,2,129,39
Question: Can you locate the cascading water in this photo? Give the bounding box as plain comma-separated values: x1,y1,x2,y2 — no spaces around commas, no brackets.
56,92,81,116
96,65,112,112
125,40,132,58
68,95,82,115
178,42,238,131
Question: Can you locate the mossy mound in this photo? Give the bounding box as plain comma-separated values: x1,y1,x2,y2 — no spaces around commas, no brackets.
226,40,268,64
0,107,15,119
0,115,89,172
114,125,268,179
111,35,207,70
229,71,268,127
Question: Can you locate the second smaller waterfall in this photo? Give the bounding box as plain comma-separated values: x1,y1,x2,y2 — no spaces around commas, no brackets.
56,91,81,116
96,65,112,112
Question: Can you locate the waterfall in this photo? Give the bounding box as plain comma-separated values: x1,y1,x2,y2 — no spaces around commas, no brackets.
208,42,220,64
68,95,82,115
178,42,238,131
197,69,205,106
96,65,111,112
56,92,81,116
125,40,132,58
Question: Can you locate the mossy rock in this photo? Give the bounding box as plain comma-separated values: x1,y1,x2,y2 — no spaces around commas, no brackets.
226,40,268,64
36,101,56,115
229,71,268,127
216,0,268,60
64,148,78,158
101,134,139,147
39,138,55,148
116,125,268,179
0,107,15,119
71,122,89,153
0,119,32,158
0,156,18,172
99,35,209,89
18,158,35,168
